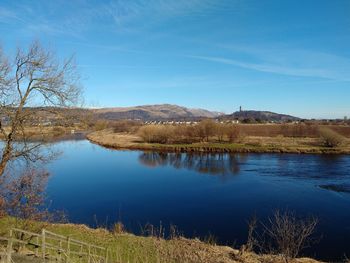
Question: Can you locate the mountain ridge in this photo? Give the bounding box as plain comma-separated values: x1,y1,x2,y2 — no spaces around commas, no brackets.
92,104,300,121
223,110,300,122
93,104,222,120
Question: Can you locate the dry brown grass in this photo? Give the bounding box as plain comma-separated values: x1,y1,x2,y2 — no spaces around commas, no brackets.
0,216,324,263
237,124,350,138
87,129,142,148
87,128,350,154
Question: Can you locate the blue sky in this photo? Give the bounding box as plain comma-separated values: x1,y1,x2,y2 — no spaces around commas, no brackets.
0,0,349,118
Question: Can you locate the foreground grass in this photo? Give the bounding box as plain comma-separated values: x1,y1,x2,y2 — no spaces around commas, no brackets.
0,217,322,263
87,129,350,154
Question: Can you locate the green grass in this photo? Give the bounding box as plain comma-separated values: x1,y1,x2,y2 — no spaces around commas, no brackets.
0,217,242,263
0,217,168,263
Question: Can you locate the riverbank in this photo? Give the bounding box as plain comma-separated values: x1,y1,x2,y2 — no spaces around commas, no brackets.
0,126,88,142
0,217,322,263
87,129,350,154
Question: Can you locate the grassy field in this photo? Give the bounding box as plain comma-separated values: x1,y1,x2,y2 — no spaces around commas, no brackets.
0,217,322,263
87,129,350,154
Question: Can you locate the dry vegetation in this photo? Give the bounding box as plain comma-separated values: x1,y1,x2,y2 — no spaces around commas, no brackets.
318,127,346,147
87,120,350,154
0,215,323,263
137,120,241,144
245,211,319,263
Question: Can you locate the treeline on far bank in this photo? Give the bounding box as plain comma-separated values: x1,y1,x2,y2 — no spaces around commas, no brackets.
92,119,350,148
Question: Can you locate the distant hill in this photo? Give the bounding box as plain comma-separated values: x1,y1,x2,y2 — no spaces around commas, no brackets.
222,110,300,122
93,104,222,121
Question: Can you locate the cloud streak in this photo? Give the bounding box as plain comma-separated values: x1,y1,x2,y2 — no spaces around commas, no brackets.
188,49,350,82
0,0,225,37
106,0,220,26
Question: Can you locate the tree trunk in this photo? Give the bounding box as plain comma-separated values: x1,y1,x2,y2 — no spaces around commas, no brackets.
0,141,12,177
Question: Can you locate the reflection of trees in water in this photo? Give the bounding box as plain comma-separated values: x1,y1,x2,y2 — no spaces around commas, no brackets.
138,152,248,178
138,152,169,167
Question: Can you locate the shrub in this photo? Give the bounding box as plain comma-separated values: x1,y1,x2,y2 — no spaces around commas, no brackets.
196,119,217,142
225,124,241,143
216,123,226,142
137,125,175,144
111,221,125,235
318,127,345,147
4,169,66,232
243,210,318,263
264,210,318,262
0,196,5,218
52,126,66,135
113,120,142,133
94,120,108,131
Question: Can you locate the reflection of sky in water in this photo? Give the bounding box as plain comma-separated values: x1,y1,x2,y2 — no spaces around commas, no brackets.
5,140,350,262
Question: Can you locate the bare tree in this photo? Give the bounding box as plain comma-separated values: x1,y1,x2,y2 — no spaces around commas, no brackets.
1,169,65,236
263,210,318,262
318,127,345,148
225,124,241,143
196,119,216,142
246,214,258,252
0,41,81,177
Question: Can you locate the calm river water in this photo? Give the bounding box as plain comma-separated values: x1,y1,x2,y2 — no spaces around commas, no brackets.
45,140,350,261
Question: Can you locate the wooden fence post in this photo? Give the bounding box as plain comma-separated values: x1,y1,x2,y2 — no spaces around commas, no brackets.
35,236,39,257
42,229,46,262
79,244,83,263
59,240,63,262
6,229,13,263
88,244,91,263
66,236,71,263
105,248,109,263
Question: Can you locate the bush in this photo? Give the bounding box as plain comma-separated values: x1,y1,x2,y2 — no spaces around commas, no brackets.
264,210,318,261
0,196,5,218
225,124,241,143
94,120,108,131
138,125,175,144
138,122,245,144
319,127,345,147
172,125,199,143
113,120,142,133
216,123,226,142
196,119,217,142
111,221,125,235
52,126,66,135
4,169,66,232
244,210,318,262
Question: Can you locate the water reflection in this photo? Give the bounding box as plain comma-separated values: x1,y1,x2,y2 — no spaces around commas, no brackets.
41,141,350,261
138,152,350,183
138,152,248,177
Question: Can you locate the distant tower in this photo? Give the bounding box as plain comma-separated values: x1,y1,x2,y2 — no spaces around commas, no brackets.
239,106,242,112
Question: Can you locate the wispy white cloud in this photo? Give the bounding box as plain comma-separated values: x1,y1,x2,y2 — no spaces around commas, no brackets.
0,0,224,37
0,6,25,23
188,45,350,82
0,2,85,37
105,0,220,28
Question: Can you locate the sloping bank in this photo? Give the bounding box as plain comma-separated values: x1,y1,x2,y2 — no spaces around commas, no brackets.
87,130,350,155
0,217,322,263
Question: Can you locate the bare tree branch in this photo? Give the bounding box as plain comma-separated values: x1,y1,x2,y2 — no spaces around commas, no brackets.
0,41,82,177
